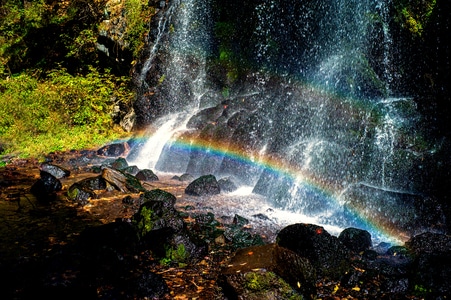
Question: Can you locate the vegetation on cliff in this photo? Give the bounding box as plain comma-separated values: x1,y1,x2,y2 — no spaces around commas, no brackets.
0,0,153,159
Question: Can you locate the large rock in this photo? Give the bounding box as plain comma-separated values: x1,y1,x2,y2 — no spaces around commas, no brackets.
405,232,451,298
218,177,238,193
338,227,372,253
101,166,145,193
39,163,70,179
221,244,316,299
97,142,129,157
30,171,62,202
133,189,207,264
185,174,220,196
67,183,97,205
133,191,184,237
135,169,159,182
276,223,352,280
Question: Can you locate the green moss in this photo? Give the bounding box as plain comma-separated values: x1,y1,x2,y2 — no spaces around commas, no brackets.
394,0,437,37
67,187,79,200
243,271,303,299
160,244,188,267
413,284,432,297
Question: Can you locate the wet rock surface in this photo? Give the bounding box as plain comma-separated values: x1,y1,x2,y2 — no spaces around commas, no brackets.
0,149,450,299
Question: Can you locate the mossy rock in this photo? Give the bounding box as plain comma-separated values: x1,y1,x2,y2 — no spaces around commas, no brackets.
133,198,184,238
224,270,304,300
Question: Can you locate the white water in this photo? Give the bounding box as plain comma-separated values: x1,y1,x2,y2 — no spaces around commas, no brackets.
128,113,193,170
129,0,435,245
138,3,177,86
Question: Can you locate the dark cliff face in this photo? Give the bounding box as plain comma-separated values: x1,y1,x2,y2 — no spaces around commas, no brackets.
133,0,449,123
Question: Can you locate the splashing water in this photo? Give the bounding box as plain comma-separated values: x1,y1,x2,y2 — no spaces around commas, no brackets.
129,0,443,244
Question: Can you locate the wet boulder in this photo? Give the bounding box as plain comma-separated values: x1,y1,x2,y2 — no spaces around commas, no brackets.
405,232,451,298
223,215,265,250
30,171,62,202
133,191,184,237
97,142,129,157
276,223,352,280
218,177,238,193
136,169,159,182
67,183,97,205
122,165,140,176
221,244,316,299
39,163,70,179
172,173,195,182
185,174,220,196
66,176,108,205
111,157,128,170
139,189,176,206
133,190,207,264
101,166,145,193
77,176,108,190
338,227,372,253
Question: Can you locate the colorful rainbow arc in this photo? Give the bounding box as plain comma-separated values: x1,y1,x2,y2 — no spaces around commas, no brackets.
129,131,409,245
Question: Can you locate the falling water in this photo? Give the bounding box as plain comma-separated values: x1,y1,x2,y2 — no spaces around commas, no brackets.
137,2,177,87
129,0,443,243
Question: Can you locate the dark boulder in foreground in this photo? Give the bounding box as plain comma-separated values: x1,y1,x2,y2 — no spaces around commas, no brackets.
276,223,352,280
30,171,62,202
185,174,221,196
405,232,451,297
133,189,208,264
338,227,372,253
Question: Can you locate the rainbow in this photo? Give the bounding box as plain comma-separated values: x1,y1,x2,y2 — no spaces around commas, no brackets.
130,131,410,245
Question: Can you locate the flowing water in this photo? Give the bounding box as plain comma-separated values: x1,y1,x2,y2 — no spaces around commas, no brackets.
128,0,443,245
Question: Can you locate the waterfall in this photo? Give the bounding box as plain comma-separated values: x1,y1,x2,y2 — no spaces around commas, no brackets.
137,2,176,87
129,0,444,243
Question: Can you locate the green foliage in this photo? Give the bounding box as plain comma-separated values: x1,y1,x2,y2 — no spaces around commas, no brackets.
123,0,154,57
413,284,432,297
0,67,132,159
160,244,188,267
0,0,108,75
136,205,155,236
394,0,437,37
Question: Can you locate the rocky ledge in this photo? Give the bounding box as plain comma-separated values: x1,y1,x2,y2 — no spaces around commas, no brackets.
1,143,450,299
